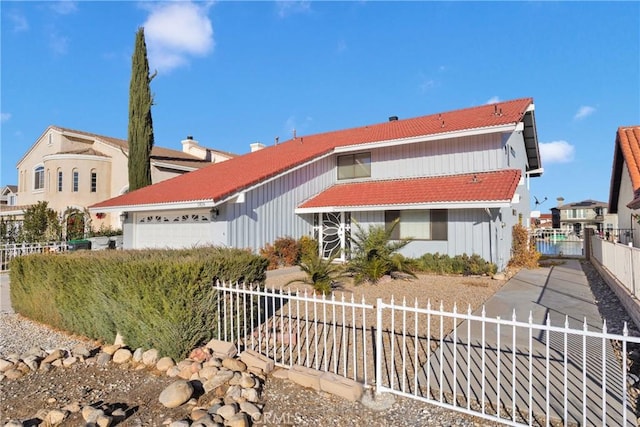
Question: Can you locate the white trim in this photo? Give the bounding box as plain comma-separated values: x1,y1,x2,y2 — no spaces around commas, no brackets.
44,153,111,162
151,161,199,172
89,199,216,213
333,124,517,154
295,200,512,214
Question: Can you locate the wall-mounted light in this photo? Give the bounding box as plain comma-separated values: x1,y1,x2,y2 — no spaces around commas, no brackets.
210,207,219,220
120,212,128,222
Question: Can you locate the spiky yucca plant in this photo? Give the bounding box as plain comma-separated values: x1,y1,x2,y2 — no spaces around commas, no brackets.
285,252,348,296
347,219,416,285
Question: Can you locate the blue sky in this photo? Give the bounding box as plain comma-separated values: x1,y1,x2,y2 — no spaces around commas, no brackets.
1,1,639,213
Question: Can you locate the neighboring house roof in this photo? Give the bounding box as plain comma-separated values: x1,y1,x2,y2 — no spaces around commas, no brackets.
17,125,232,172
91,98,537,211
558,199,608,210
609,126,640,211
296,170,522,212
1,186,17,195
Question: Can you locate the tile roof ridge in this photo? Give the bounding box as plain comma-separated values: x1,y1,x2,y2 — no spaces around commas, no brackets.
278,97,533,144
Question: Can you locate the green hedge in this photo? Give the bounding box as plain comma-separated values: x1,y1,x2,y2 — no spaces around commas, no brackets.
9,247,267,360
413,252,497,276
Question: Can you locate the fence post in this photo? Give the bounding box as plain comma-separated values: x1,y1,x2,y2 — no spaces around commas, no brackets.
584,228,593,260
375,298,383,395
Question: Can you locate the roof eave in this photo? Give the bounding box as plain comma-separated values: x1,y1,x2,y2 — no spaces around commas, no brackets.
295,200,512,214
89,199,216,213
334,123,519,154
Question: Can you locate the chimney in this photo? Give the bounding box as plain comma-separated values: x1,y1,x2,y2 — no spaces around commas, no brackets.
250,142,266,152
556,197,565,208
389,116,398,122
182,135,199,153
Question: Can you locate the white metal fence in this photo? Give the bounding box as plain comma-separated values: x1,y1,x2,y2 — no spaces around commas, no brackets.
0,242,68,272
214,281,639,426
532,229,584,257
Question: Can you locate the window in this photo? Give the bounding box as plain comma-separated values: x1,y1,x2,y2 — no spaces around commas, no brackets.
34,166,44,190
91,170,97,193
567,209,585,219
72,169,79,192
57,170,63,192
337,152,371,180
385,209,448,240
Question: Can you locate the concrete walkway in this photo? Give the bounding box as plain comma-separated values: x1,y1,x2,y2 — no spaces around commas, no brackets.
422,259,633,426
0,273,12,314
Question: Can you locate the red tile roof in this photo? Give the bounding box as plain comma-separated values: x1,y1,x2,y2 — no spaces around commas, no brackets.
609,126,640,211
620,126,640,209
91,98,533,210
297,170,522,210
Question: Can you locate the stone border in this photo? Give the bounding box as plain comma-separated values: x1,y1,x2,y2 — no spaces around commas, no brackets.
590,258,640,330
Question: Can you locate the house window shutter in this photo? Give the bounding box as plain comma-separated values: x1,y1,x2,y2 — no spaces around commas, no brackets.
431,209,448,240
385,210,400,240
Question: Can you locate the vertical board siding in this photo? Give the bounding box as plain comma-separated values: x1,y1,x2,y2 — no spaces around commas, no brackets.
228,157,334,251
374,133,503,180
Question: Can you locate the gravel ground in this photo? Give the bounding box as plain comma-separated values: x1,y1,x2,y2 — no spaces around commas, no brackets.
2,262,637,426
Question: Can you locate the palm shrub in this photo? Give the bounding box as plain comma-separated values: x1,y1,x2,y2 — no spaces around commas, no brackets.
347,219,416,284
286,252,348,296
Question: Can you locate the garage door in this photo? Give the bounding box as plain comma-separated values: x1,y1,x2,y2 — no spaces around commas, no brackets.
133,210,213,249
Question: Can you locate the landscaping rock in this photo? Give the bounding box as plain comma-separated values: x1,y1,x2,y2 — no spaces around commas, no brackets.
216,403,237,420
156,357,175,372
222,357,246,372
142,349,159,366
44,408,69,425
159,380,194,408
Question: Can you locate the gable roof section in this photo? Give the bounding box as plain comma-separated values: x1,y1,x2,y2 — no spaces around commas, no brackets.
17,125,221,171
609,126,640,212
91,98,534,211
296,170,522,212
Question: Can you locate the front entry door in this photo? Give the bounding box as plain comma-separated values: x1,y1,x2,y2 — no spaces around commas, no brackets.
320,212,350,261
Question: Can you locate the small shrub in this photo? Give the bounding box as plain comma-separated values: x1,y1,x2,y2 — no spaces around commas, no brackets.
414,252,496,276
286,251,348,296
298,235,319,261
260,236,301,270
347,220,416,285
508,224,540,269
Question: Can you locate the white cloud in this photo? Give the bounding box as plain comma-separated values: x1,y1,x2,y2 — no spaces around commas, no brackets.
539,140,575,164
50,1,78,15
574,105,596,120
486,96,500,105
0,113,11,123
276,1,311,18
143,2,214,73
420,79,435,92
9,12,28,32
49,31,69,55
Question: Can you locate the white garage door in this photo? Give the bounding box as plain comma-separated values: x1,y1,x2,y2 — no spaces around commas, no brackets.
133,210,213,249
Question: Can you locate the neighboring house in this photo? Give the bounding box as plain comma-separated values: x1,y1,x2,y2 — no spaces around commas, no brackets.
2,126,235,235
531,213,552,229
91,98,542,271
0,185,18,207
609,125,640,246
551,199,617,236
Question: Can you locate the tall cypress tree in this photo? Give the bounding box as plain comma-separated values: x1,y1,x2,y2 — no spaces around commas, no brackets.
128,27,155,191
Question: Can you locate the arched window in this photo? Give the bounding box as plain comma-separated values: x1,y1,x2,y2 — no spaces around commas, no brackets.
72,169,79,192
33,166,44,190
57,169,63,192
90,169,97,193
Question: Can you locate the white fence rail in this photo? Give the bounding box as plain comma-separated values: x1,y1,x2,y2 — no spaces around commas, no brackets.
591,235,640,298
213,282,638,426
0,242,68,272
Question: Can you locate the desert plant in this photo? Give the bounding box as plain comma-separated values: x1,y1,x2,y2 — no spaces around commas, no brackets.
260,236,301,270
508,224,540,269
347,219,416,284
298,235,319,260
285,251,348,295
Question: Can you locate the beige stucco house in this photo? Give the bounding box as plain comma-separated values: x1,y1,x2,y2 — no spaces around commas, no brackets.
2,126,235,236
